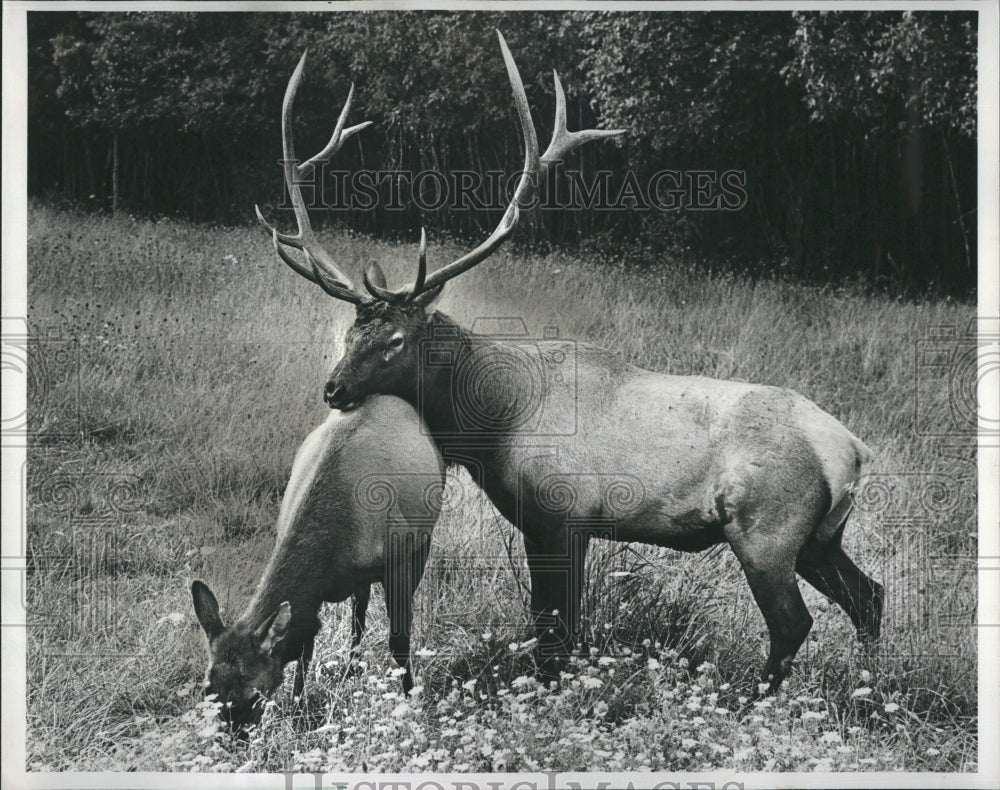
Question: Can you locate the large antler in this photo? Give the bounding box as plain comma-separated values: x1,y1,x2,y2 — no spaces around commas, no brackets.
255,51,372,304
363,30,624,304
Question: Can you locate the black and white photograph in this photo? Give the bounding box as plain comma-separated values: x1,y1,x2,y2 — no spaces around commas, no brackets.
1,2,997,788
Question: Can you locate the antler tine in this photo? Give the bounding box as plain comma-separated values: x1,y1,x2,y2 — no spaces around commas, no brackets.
306,250,363,304
257,50,369,302
413,227,428,295
301,84,374,170
255,204,302,249
393,30,539,299
268,228,362,303
270,228,312,278
541,70,625,169
380,31,622,303
360,226,429,303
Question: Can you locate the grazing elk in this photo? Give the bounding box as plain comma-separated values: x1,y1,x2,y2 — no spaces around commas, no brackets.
191,396,444,728
256,32,883,692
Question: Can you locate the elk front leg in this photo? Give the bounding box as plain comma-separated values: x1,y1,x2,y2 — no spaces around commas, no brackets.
293,637,314,700
524,528,589,684
349,585,372,673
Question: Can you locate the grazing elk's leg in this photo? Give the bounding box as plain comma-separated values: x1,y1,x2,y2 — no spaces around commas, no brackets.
351,586,372,657
727,522,814,694
384,576,416,695
342,586,372,679
524,539,558,683
293,637,314,700
524,529,589,683
797,537,884,646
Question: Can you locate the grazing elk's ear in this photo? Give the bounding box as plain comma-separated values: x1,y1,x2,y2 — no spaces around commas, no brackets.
191,581,224,640
256,601,292,655
413,284,445,317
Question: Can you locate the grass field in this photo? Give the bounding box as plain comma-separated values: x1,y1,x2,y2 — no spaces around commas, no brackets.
23,203,978,772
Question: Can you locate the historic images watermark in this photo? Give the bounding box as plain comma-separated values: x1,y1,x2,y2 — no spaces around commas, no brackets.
275,166,748,214
276,772,746,790
1,316,81,446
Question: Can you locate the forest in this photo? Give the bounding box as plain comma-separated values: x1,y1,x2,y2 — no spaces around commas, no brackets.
27,10,978,295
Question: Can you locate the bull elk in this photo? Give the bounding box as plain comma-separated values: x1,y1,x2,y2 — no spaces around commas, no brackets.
256,32,883,692
191,396,444,728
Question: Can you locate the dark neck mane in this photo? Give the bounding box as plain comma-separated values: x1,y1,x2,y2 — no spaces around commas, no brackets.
418,311,540,453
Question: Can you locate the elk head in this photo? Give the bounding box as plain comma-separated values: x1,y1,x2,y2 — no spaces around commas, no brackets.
256,32,623,411
190,581,292,729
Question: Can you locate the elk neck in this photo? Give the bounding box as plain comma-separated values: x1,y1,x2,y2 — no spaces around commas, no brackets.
417,311,539,445
236,531,326,664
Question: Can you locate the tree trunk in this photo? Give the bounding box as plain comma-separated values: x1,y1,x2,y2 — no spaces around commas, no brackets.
942,134,972,274
112,132,119,214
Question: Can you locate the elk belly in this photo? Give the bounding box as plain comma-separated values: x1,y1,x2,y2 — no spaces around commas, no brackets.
615,485,736,552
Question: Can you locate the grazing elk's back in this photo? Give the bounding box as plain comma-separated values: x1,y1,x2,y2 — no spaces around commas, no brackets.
192,395,445,728
263,395,443,602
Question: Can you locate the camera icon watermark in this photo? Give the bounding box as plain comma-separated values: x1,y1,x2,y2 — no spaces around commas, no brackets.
417,317,577,439
914,316,999,440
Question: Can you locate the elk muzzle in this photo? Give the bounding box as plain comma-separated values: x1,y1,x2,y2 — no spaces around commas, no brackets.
324,377,360,411
214,690,266,732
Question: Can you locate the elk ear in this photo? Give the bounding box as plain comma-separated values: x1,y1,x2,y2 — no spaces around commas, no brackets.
191,580,224,641
256,601,292,655
413,284,445,316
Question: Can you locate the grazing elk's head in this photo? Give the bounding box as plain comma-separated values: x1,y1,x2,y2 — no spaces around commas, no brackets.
255,32,622,412
190,581,291,730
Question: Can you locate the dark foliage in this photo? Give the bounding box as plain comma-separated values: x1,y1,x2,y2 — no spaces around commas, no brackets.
27,10,977,295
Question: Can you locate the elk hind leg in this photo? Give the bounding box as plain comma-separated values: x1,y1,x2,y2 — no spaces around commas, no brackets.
797,536,883,646
384,586,414,694
728,524,814,694
352,585,372,648
348,585,372,673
